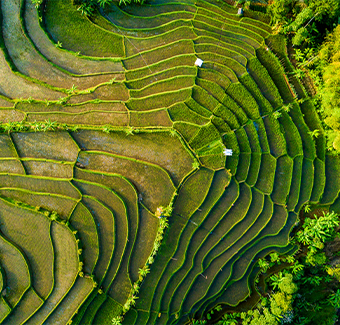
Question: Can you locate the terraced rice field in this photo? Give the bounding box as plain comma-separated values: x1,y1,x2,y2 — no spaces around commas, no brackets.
0,0,339,324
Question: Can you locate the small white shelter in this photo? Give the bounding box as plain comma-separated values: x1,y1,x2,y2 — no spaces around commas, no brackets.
223,148,233,156
195,58,204,67
237,8,244,16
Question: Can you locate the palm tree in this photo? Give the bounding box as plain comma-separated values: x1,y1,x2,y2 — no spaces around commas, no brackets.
308,129,320,139
98,0,112,7
258,258,269,273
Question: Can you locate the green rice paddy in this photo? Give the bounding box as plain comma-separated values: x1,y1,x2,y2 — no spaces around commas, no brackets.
0,0,339,324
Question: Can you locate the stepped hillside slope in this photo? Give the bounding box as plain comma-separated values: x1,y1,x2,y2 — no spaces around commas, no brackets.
0,0,339,324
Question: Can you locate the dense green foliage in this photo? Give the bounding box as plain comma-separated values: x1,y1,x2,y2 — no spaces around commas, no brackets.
212,210,340,325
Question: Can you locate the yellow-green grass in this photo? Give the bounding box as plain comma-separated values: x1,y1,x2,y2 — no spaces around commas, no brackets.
2,0,88,90
25,222,79,324
196,0,239,20
193,27,255,57
195,79,228,104
68,83,129,103
235,153,251,182
279,112,304,158
135,169,215,311
239,73,274,114
121,308,138,325
286,155,303,211
21,160,74,178
122,2,196,17
72,180,128,294
124,26,197,56
123,39,194,70
69,202,99,275
240,17,272,34
193,14,263,46
181,191,269,316
300,99,326,161
16,101,128,113
0,159,26,174
130,109,173,127
0,174,81,199
126,66,196,89
127,310,151,325
200,206,293,314
222,94,249,125
129,206,159,282
271,155,294,205
256,47,295,104
129,75,195,99
197,51,247,77
126,88,192,111
0,198,53,299
76,293,107,325
253,118,270,153
173,121,201,143
149,170,230,316
0,234,30,307
204,189,265,270
26,111,129,127
310,158,326,203
197,68,231,90
195,7,266,39
191,85,221,113
195,43,248,66
189,123,220,150
96,8,194,36
194,36,253,60
255,153,276,194
185,97,212,118
320,155,340,205
0,297,11,323
125,54,196,81
262,115,287,158
243,123,262,153
0,188,78,219
199,197,275,314
0,134,19,157
331,195,340,214
192,19,260,50
71,129,194,187
23,0,124,89
11,131,79,162
103,2,195,28
0,8,61,101
265,34,307,99
25,0,124,76
72,168,139,282
168,102,210,125
81,196,114,284
214,104,240,130
44,0,124,57
2,287,43,324
235,128,252,153
167,182,248,316
0,109,25,123
225,209,295,287
247,57,283,108
0,0,337,323
226,83,261,120
44,276,93,325
206,241,294,313
245,153,262,187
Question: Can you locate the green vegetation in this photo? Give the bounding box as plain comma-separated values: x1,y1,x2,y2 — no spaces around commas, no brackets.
0,0,338,324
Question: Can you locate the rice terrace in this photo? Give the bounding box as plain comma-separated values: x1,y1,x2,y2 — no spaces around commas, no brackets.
0,0,339,324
